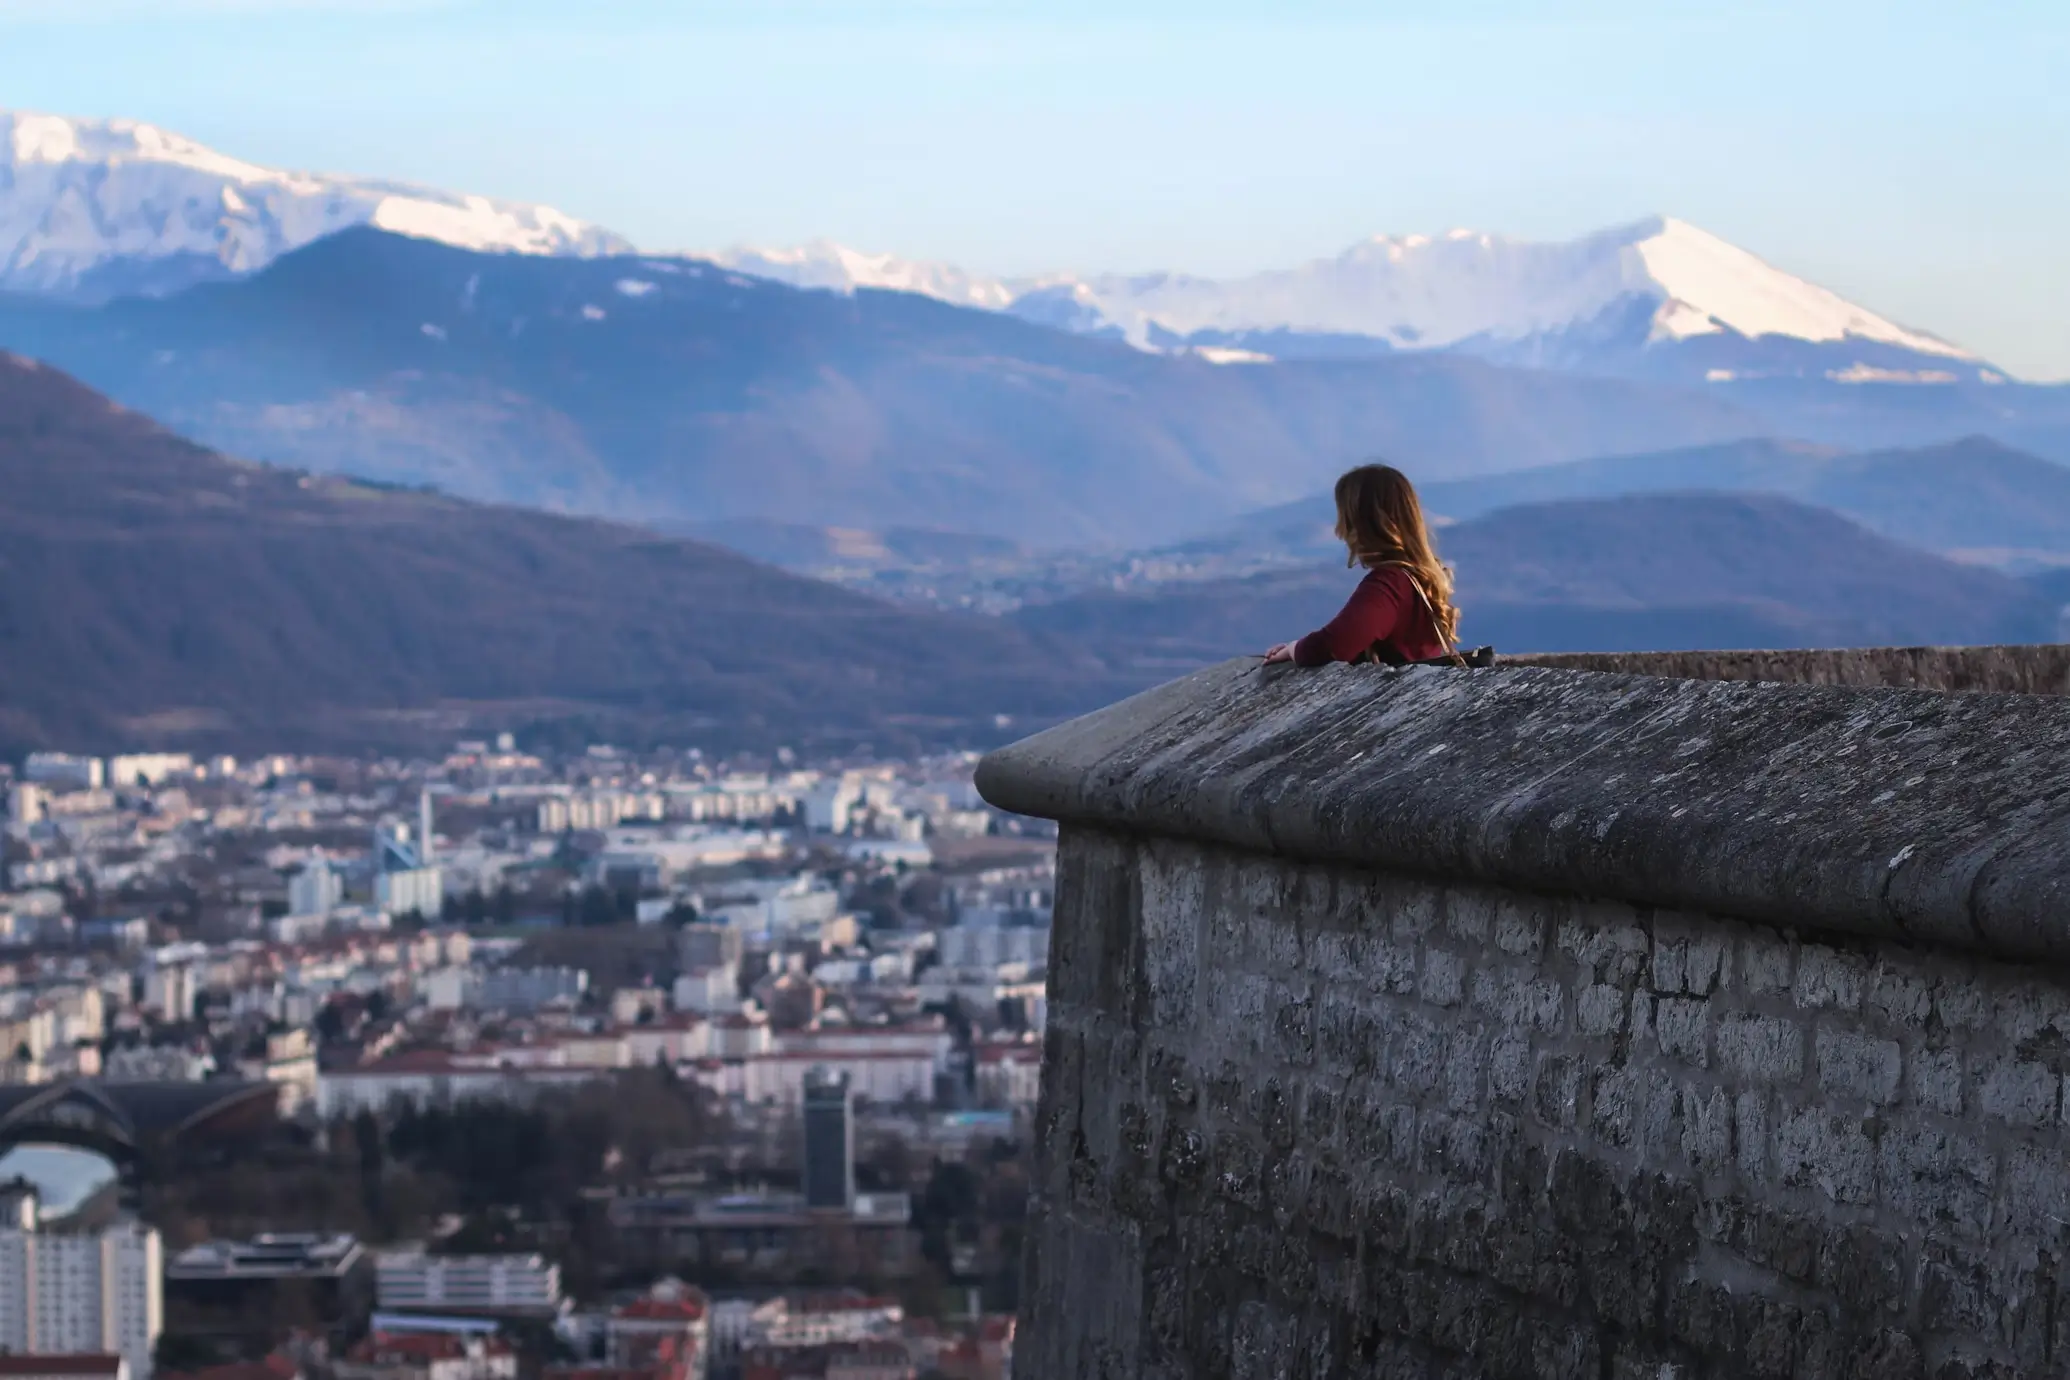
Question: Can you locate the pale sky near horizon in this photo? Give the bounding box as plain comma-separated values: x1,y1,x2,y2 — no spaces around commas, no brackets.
1,0,2065,379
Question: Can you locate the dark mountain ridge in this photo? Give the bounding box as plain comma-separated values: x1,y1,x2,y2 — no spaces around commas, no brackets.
1014,491,2063,671
1200,436,2070,572
0,353,1135,756
0,228,1789,547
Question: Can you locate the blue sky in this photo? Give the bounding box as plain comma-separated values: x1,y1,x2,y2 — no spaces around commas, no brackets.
2,0,2066,378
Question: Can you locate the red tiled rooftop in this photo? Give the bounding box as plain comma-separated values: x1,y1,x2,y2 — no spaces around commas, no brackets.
613,1296,707,1322
171,1357,299,1380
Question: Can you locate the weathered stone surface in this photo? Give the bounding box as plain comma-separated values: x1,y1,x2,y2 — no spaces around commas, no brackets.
983,654,2070,1377
974,657,2070,964
1505,644,2070,696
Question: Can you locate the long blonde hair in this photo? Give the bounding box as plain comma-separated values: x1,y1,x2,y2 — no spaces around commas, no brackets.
1332,463,1460,646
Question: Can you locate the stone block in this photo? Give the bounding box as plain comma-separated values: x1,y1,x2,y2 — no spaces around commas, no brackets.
1229,1298,1298,1380
1211,1128,1264,1209
1441,1026,1488,1111
1442,889,1495,944
1655,997,1710,1066
1342,1092,1417,1171
1534,1052,1582,1131
1716,1013,1806,1083
1775,1107,1876,1205
1383,1008,1446,1096
1493,897,1547,957
1931,972,1993,1032
1316,988,1382,1078
1471,970,1567,1032
1158,1125,1208,1190
1869,956,1934,1028
1415,1111,1489,1182
1991,977,2070,1044
1577,982,1628,1037
1794,945,1868,1011
1876,1123,1995,1229
1818,1223,1908,1314
1651,913,1726,996
1732,1202,1821,1284
1419,946,1466,1007
1489,1032,1533,1103
1558,904,1651,985
1973,1054,2059,1126
1739,929,1794,996
1734,1091,1770,1182
1815,1026,1903,1105
1136,842,1204,1030
1268,981,1318,1067
1680,1085,1732,1172
1259,1075,1298,1151
1838,1330,1923,1380
2003,1140,2070,1224
1909,1046,1963,1115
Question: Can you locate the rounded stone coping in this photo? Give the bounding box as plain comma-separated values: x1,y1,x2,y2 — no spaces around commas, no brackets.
975,657,2070,964
1504,644,2070,696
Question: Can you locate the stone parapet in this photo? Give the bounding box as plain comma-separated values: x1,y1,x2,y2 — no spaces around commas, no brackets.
980,654,2070,1378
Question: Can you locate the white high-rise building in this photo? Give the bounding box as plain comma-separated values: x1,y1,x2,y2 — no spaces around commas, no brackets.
374,868,442,921
22,755,103,791
106,755,192,789
0,1188,161,1380
287,857,343,918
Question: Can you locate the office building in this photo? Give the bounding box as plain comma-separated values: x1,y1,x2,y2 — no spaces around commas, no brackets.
5,784,46,826
22,756,102,791
288,857,343,918
374,1253,561,1317
0,1186,161,1380
105,756,192,790
375,868,442,921
801,1068,855,1212
166,1233,369,1347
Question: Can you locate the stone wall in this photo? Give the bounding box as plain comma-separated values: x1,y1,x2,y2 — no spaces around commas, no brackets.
977,654,2070,1379
1503,645,2070,697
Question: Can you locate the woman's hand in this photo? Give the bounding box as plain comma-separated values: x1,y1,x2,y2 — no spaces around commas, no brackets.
1262,642,1297,664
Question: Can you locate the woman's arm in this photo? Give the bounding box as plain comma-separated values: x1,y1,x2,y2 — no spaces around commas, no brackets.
1289,570,1409,666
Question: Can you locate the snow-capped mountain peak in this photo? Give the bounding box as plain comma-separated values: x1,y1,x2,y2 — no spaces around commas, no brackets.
0,109,633,300
1627,215,1967,357
705,216,1983,380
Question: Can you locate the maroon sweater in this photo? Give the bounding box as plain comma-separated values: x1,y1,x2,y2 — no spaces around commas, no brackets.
1292,566,1447,666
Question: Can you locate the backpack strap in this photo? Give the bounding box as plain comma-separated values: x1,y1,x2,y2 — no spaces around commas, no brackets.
1371,561,1468,668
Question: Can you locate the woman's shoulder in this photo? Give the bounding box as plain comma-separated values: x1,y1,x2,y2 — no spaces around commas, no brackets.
1358,563,1418,597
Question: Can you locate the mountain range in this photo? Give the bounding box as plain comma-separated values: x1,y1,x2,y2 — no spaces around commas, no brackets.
0,227,1785,547
1016,492,2068,674
6,109,1979,395
0,351,1133,756
1196,436,2070,574
0,110,628,301
4,353,2064,756
715,217,1992,387
1,110,2067,550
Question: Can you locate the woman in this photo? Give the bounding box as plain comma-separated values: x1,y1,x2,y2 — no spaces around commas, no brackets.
1263,463,1461,666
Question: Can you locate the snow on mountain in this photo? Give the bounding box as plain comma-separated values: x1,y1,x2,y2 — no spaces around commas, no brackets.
708,217,1984,379
710,239,1016,312
0,109,632,299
